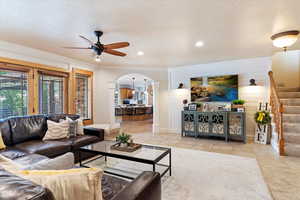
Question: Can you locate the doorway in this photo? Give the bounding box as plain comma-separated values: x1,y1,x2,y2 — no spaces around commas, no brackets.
114,74,154,133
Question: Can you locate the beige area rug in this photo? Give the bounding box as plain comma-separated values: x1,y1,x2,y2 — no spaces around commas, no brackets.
87,147,273,200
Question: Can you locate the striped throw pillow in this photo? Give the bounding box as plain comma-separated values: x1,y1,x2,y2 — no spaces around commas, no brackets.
43,120,69,141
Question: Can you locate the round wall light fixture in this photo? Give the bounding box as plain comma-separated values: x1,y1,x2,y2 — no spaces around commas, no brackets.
178,83,184,89
249,79,256,86
271,30,299,51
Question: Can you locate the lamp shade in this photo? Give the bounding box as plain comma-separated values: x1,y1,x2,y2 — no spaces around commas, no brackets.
271,30,299,49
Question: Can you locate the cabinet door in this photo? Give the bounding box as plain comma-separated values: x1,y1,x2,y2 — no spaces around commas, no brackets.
228,112,246,142
120,88,127,99
196,112,210,135
210,112,227,137
182,111,196,136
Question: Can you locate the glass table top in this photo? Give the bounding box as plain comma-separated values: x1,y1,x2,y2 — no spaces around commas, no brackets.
80,140,171,162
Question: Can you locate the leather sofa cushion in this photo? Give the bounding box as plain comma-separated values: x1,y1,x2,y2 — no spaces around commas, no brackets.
9,115,47,145
47,114,80,123
0,119,12,146
15,140,72,158
0,149,28,160
70,135,101,149
13,154,49,166
0,168,55,200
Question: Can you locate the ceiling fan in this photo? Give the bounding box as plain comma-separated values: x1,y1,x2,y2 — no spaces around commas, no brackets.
63,30,129,62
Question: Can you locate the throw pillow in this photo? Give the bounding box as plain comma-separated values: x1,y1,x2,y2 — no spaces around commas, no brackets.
0,131,6,150
65,118,77,138
18,168,103,200
43,120,69,141
21,152,75,170
66,117,84,136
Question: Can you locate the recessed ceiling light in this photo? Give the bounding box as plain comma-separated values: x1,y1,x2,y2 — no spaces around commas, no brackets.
195,41,204,47
137,51,144,56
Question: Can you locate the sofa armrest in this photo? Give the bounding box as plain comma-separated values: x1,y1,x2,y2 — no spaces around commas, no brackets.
83,127,104,140
112,171,161,200
0,168,55,200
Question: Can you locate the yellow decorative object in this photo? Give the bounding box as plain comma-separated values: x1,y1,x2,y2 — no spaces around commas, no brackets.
17,168,103,200
257,112,265,122
0,131,6,150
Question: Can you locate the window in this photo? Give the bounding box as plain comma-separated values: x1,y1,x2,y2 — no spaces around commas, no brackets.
75,74,89,118
0,69,28,118
72,68,93,122
39,74,64,114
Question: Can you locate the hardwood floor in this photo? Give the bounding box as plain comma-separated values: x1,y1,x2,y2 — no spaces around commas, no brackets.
109,120,300,200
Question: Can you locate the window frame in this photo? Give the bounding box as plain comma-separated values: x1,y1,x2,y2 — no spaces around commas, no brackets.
38,71,69,114
0,64,30,118
0,57,70,117
70,68,93,125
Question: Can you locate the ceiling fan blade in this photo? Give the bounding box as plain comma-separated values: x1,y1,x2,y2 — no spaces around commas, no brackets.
79,35,95,46
104,42,130,49
63,47,92,49
104,49,127,57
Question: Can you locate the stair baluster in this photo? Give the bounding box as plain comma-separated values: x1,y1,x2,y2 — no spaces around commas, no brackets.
268,71,285,155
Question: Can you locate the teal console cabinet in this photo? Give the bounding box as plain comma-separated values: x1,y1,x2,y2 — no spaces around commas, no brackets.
182,111,246,143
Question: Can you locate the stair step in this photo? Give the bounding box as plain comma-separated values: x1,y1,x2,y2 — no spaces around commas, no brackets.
283,114,300,122
284,132,300,144
285,143,300,157
281,98,300,106
283,123,300,132
283,106,300,114
278,87,300,92
279,92,300,98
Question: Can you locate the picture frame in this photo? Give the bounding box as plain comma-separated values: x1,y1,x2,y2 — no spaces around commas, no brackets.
188,103,197,111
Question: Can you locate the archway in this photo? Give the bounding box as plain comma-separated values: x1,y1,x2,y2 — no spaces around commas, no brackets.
108,73,159,134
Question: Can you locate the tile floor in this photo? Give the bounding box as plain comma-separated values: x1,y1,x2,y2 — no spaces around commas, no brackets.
108,120,300,200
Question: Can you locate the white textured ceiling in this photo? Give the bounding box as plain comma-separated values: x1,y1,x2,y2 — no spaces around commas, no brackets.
0,0,300,68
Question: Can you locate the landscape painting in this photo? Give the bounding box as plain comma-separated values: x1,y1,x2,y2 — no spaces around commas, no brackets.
191,75,238,102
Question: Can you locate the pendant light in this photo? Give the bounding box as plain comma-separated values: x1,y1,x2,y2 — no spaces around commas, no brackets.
132,77,136,94
144,79,147,93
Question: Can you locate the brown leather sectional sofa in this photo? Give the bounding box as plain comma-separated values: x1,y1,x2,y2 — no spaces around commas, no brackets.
0,114,161,200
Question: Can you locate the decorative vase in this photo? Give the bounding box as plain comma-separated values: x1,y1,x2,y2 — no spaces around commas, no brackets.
120,143,128,148
231,104,244,111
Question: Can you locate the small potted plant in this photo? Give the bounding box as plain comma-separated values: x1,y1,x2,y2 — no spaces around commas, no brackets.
116,132,131,147
232,99,245,111
196,102,203,111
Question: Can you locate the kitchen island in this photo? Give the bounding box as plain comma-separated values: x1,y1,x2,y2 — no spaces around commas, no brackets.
115,105,153,121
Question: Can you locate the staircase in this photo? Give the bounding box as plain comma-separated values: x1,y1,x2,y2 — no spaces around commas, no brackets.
278,87,300,157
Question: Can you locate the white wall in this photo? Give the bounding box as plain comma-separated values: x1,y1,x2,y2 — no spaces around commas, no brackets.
93,67,169,131
0,40,97,71
272,50,300,88
168,57,272,139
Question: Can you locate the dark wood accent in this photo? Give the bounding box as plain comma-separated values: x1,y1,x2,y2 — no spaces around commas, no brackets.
271,30,299,40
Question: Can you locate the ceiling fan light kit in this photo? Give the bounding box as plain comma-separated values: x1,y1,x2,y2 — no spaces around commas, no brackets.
271,30,299,51
95,55,101,62
63,30,129,61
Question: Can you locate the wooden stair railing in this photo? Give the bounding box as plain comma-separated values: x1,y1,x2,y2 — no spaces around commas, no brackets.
268,71,285,156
